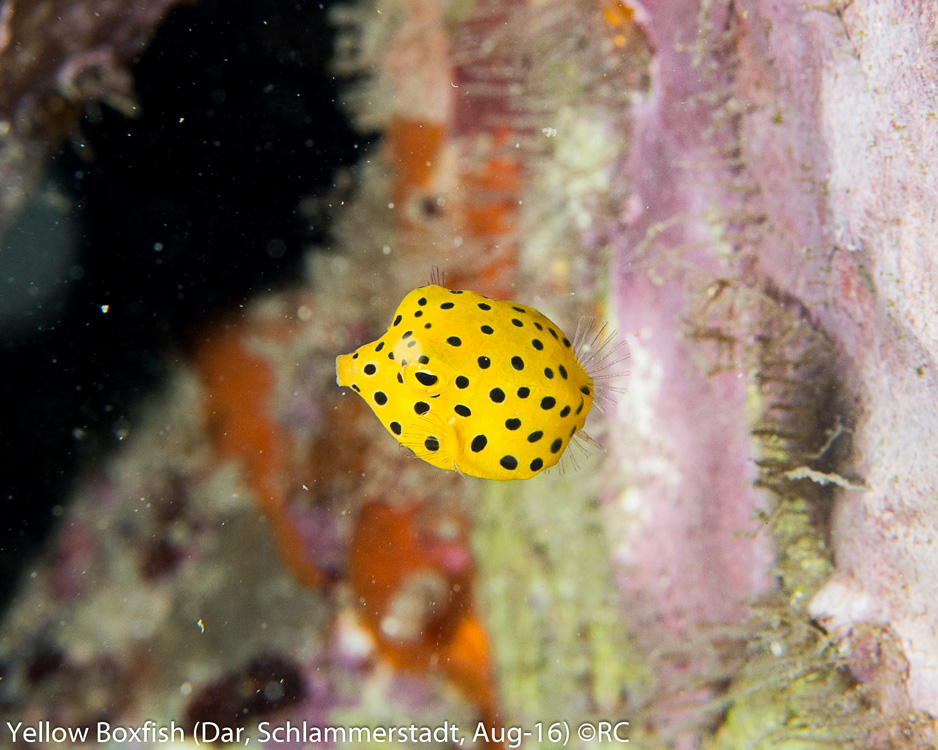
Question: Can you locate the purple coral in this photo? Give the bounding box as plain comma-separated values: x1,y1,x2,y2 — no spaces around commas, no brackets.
607,0,938,726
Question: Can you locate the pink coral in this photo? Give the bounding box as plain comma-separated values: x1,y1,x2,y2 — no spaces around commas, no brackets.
609,0,938,724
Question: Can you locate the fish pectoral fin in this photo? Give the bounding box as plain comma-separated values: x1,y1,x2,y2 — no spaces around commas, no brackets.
400,413,458,472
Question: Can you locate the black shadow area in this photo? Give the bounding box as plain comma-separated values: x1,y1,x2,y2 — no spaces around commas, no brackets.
0,0,363,612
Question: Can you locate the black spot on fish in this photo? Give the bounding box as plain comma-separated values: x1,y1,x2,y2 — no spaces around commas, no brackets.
511,318,523,327
425,437,440,452
550,438,563,454
447,336,462,346
374,391,387,405
548,328,558,339
364,364,377,375
394,315,402,326
441,302,455,310
352,352,359,359
415,310,423,317
511,356,524,370
580,386,591,396
505,418,521,430
541,396,556,410
517,387,530,398
512,306,525,313
456,376,470,389
527,430,543,443
500,455,518,470
352,384,360,392
402,330,413,339
478,303,492,311
530,457,543,471
534,322,543,331
544,367,554,379
558,365,568,379
481,325,494,335
490,388,506,403
414,401,430,415
532,339,544,351
478,356,491,369
418,297,427,306
454,405,471,417
390,421,402,435
559,405,571,418
375,342,385,352
563,337,571,347
471,435,488,452
418,355,430,364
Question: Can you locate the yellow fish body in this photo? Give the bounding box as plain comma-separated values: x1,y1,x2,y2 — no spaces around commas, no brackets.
336,284,595,480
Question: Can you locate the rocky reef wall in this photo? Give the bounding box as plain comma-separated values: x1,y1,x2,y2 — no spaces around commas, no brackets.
1,0,937,748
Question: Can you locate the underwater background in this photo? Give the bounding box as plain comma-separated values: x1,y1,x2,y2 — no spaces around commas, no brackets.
2,0,938,748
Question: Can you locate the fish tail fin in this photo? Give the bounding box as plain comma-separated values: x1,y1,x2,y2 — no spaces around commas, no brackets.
573,316,630,411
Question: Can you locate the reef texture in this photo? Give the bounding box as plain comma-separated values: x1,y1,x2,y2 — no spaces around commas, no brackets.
2,0,938,748
0,0,186,236
607,0,938,744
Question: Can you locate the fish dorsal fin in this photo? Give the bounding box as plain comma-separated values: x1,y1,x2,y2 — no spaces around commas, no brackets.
429,266,446,287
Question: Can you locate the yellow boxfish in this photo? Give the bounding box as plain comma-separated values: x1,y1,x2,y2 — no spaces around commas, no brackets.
336,284,608,480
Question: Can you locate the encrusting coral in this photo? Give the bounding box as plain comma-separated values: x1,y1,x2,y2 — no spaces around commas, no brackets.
2,0,938,748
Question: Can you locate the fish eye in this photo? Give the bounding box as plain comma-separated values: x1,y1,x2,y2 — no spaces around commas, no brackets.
402,361,451,397
415,371,439,386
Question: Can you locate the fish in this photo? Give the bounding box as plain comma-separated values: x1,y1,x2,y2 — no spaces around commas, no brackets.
336,283,621,480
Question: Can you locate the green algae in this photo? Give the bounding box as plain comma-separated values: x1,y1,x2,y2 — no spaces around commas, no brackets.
471,470,653,750
684,278,891,750
707,661,855,750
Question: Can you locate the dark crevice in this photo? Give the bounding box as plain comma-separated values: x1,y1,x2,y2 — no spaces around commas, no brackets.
0,0,360,615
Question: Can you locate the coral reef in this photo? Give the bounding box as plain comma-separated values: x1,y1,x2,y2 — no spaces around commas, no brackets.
0,0,187,339
605,0,938,744
0,296,487,747
0,0,185,234
2,0,938,748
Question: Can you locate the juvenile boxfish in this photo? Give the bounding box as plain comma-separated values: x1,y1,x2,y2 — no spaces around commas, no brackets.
336,284,604,480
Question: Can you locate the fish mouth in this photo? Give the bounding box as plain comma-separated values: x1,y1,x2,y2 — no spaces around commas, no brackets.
335,353,354,387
